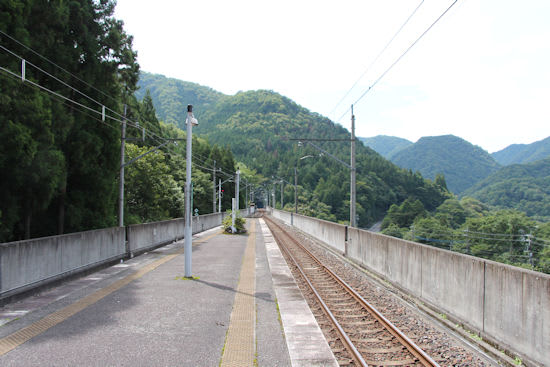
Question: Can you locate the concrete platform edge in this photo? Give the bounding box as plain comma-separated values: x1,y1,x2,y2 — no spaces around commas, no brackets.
259,219,338,367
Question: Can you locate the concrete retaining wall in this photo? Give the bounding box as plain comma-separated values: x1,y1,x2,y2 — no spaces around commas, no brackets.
272,209,346,253
0,227,125,299
270,209,550,366
127,213,226,255
1,212,227,302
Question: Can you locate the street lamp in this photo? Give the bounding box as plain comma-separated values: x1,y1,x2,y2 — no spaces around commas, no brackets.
184,105,198,278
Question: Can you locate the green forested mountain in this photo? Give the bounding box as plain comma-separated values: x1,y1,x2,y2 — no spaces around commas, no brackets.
390,135,501,194
191,90,450,227
463,158,550,221
492,136,550,165
136,71,223,129
359,135,412,159
136,73,450,225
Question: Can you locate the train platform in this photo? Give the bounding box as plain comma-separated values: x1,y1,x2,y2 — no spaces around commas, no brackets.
0,218,337,366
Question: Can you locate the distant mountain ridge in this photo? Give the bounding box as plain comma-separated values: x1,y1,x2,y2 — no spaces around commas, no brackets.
359,135,412,159
464,158,550,221
389,135,501,194
491,136,550,165
136,72,224,129
135,71,449,226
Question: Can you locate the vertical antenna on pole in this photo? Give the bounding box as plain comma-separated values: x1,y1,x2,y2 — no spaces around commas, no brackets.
102,105,105,122
21,59,25,82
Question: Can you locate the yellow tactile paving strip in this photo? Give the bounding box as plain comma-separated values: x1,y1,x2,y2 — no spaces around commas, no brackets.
0,230,220,356
220,220,256,367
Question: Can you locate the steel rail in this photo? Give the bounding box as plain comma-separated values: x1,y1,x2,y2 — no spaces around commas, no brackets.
267,219,368,367
265,216,440,367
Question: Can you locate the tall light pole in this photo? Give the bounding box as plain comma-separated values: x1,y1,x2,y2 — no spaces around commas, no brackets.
118,104,127,227
212,160,216,213
236,169,240,214
218,178,222,213
350,105,357,227
184,105,198,278
280,180,284,209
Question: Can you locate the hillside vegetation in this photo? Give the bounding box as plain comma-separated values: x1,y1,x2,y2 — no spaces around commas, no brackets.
0,1,139,242
359,135,412,159
464,158,550,221
136,72,223,129
193,90,450,226
390,135,501,194
492,136,550,165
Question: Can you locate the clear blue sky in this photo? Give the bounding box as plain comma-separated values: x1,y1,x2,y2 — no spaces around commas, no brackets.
115,0,550,153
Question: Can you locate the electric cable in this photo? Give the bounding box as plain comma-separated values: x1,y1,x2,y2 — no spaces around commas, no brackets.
336,0,459,124
329,0,425,119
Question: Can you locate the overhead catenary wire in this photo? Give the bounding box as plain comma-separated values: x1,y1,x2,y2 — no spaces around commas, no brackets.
0,64,227,176
0,29,119,104
335,0,459,124
0,41,176,146
329,0,425,120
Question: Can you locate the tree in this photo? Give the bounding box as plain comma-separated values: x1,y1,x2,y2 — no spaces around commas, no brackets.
0,0,140,240
124,144,184,224
382,198,426,229
435,198,466,229
434,173,448,191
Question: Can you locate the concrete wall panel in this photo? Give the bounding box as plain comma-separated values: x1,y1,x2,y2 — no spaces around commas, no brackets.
273,211,549,366
484,263,550,364
1,213,224,300
420,247,485,330
1,227,125,297
293,213,346,253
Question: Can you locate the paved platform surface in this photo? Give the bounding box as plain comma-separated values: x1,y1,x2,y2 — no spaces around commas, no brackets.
0,218,336,366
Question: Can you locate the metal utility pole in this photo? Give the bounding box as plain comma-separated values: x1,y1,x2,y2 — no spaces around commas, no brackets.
350,105,357,227
218,179,222,213
280,180,284,209
236,169,241,214
212,160,216,213
118,104,127,227
184,105,198,277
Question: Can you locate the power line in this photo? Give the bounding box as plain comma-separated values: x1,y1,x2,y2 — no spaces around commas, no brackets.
336,0,459,124
329,0,425,120
0,29,119,104
0,65,224,174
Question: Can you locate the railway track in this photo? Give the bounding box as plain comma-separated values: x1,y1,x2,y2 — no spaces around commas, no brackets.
264,216,440,367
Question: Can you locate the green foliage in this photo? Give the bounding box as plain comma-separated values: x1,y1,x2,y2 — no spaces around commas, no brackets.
136,72,223,129
359,135,412,159
382,198,427,230
124,144,184,224
0,0,138,241
390,135,501,194
492,136,550,165
463,158,550,222
140,80,450,226
434,198,466,229
222,211,246,233
381,194,550,274
190,90,448,226
381,223,405,239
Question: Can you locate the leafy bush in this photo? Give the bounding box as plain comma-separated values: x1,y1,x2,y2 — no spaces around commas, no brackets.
222,210,246,233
